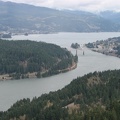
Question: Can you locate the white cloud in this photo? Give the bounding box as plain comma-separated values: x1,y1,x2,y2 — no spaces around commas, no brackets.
1,0,120,12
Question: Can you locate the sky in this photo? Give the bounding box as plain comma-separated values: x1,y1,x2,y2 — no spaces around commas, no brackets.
1,0,120,12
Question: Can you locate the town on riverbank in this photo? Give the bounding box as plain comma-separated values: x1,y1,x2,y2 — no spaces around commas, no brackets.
85,36,120,58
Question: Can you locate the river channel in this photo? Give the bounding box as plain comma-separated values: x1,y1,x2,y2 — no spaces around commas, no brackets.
0,32,120,111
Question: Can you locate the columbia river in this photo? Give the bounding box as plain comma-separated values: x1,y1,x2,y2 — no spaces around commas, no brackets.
0,32,120,111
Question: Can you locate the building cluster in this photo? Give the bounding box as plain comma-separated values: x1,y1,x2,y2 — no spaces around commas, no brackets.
89,37,120,56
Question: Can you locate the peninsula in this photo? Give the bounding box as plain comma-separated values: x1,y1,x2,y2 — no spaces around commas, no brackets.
0,39,78,80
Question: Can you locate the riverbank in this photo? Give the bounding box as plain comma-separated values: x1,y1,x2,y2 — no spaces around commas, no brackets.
57,62,77,73
90,48,120,58
0,62,77,81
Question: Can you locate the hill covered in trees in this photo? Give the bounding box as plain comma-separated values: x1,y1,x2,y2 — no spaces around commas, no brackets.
0,69,120,120
0,39,77,80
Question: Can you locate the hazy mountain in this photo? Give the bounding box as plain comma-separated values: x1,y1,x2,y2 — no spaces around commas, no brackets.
99,11,120,24
0,1,120,33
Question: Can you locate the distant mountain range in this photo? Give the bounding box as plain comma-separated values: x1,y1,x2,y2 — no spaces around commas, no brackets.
0,1,120,33
99,11,120,24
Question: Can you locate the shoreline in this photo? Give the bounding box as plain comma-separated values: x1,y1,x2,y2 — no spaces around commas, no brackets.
0,62,77,81
90,48,120,58
57,62,77,73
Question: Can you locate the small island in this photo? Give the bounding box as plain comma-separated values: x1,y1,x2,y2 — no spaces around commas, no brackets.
0,39,78,80
24,33,28,36
71,43,80,49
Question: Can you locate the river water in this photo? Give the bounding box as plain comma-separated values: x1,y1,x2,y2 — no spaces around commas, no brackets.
0,32,120,111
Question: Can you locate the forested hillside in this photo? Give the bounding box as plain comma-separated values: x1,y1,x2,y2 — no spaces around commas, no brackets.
0,39,77,80
0,69,120,120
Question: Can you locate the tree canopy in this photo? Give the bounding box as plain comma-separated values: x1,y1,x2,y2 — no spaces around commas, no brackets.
0,69,120,120
0,39,76,79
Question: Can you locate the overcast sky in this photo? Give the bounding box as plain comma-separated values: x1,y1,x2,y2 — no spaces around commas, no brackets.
2,0,120,12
